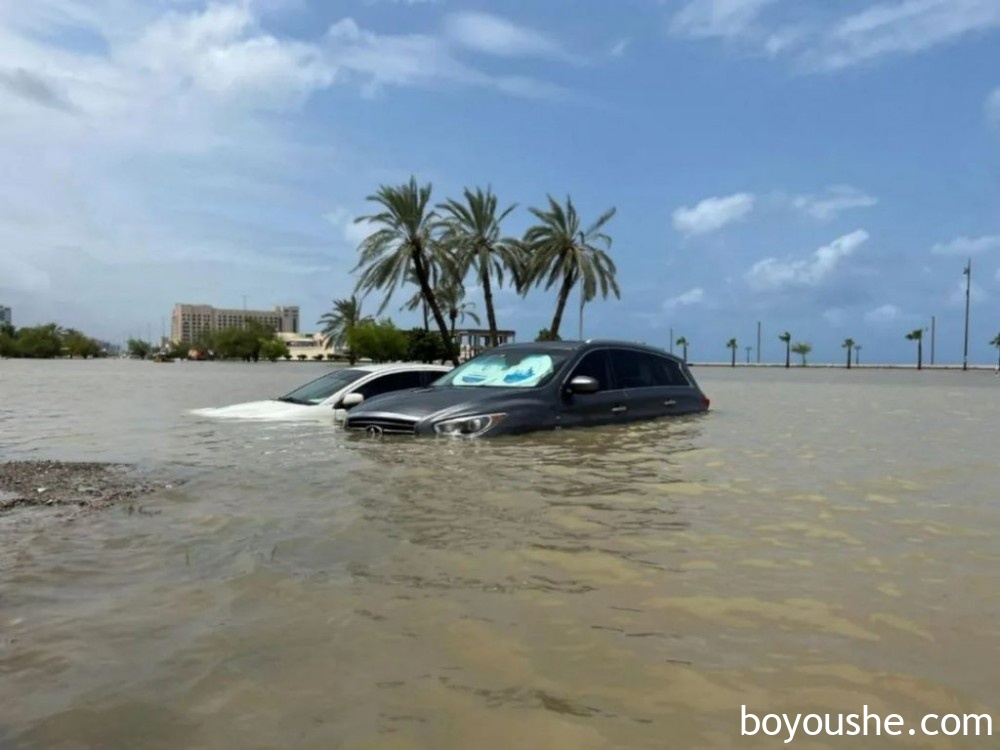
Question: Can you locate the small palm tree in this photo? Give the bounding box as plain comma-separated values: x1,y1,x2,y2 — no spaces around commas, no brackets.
726,337,738,367
791,342,811,366
676,336,689,363
318,296,367,362
905,328,924,370
435,283,481,337
779,331,791,369
521,195,619,339
854,343,861,366
842,338,855,369
352,177,458,365
436,186,520,348
991,332,1000,371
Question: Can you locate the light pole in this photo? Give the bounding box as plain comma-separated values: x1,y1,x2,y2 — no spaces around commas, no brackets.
756,321,761,364
669,327,674,354
962,259,971,371
745,345,752,364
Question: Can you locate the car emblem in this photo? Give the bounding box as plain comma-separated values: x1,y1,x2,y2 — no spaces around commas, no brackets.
365,425,384,437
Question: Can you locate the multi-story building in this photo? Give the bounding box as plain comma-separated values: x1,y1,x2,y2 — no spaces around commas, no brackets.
170,303,299,343
0,305,11,327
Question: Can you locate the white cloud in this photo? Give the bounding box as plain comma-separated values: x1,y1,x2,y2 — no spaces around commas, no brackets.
663,287,705,310
814,0,1000,72
987,87,1000,125
610,38,629,57
791,185,878,221
672,192,755,236
670,0,1000,73
443,11,572,61
669,0,778,41
324,206,370,248
746,229,869,291
823,308,847,326
324,18,569,99
866,303,901,323
931,235,1000,255
948,279,988,306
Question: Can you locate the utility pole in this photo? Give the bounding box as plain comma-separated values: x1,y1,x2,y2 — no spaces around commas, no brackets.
669,327,674,354
756,321,761,363
962,259,971,371
930,315,935,366
745,345,752,364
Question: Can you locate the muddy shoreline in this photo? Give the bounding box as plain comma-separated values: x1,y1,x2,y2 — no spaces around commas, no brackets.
0,460,174,514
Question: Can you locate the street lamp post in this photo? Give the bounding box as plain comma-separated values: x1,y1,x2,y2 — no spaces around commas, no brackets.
962,259,971,371
745,345,752,364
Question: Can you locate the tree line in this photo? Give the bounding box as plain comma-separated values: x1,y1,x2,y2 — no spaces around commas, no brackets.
318,178,620,365
673,330,1000,369
0,323,106,359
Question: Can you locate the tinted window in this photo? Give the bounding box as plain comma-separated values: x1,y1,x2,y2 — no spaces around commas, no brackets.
610,349,689,388
569,350,610,390
355,371,426,399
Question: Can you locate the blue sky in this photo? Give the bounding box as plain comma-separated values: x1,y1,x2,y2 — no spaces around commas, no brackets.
1,0,998,364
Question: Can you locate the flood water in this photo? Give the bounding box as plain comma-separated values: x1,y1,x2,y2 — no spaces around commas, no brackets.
1,359,998,749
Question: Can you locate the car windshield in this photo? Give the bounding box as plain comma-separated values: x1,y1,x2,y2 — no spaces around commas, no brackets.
431,349,570,388
278,368,368,405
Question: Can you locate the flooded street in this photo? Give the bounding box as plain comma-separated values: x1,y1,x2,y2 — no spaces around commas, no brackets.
1,360,998,749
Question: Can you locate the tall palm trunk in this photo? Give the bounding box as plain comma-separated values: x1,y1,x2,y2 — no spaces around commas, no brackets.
917,339,922,370
682,344,688,363
422,301,429,331
482,266,499,347
846,348,851,369
412,246,458,366
730,348,736,367
785,343,790,369
549,265,575,339
450,308,457,338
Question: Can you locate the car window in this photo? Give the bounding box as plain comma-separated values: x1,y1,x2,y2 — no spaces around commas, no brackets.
280,368,368,404
610,349,690,388
354,370,426,399
568,350,610,390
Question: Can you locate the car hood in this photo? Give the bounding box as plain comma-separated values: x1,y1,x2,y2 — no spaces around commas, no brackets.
189,399,330,421
349,386,525,421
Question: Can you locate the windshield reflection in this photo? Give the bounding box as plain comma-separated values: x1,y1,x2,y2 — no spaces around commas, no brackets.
432,349,571,388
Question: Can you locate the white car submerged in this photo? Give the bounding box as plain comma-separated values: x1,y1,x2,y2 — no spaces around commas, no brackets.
190,363,451,422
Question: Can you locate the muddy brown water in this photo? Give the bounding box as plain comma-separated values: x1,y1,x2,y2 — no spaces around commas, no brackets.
1,359,998,749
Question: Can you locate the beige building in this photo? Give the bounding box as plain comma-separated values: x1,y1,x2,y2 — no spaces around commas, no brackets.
171,303,299,343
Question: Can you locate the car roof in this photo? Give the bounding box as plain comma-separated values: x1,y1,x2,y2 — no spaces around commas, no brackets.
487,339,686,362
352,362,452,373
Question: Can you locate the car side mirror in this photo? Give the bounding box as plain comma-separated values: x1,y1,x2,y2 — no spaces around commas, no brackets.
339,392,364,409
568,375,599,394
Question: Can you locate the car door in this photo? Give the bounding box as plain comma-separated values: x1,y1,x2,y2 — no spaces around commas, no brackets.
610,348,695,421
556,348,632,429
334,370,427,419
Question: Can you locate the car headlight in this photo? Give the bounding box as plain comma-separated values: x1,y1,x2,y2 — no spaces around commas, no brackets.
433,413,506,437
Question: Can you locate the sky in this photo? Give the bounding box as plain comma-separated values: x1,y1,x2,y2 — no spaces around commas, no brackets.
1,0,998,365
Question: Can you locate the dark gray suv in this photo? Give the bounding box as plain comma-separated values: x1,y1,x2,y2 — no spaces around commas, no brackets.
343,340,710,438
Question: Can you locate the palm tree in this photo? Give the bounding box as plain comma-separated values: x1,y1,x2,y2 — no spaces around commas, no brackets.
991,332,1000,371
791,342,811,366
842,338,855,369
854,343,861,366
318,296,367,362
779,331,791,368
726,337,737,367
676,336,689,363
521,195,619,339
436,186,520,348
435,283,481,337
905,328,924,370
352,177,458,366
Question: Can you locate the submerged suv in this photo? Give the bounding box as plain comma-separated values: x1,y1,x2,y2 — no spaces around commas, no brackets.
343,340,710,438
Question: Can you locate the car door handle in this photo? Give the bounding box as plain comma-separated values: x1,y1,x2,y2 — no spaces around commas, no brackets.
611,405,627,413
663,400,677,407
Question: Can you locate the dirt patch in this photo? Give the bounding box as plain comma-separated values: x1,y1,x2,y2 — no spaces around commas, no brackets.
0,460,175,514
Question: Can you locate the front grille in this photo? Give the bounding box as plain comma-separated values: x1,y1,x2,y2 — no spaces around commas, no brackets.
345,416,418,435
